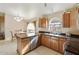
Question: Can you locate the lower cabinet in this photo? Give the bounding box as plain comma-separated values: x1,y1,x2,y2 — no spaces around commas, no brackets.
40,35,66,54
17,33,66,55
50,37,59,51
16,35,39,55
41,35,50,48
58,38,65,54
50,37,65,54
17,38,31,55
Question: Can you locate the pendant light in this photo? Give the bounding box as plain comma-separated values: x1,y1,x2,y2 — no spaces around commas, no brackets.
14,16,23,22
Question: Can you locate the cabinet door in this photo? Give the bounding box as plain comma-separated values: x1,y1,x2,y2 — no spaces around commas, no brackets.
70,7,77,28
41,35,50,48
58,38,65,54
21,38,30,54
53,39,59,51
39,17,47,28
50,38,53,49
63,12,70,28
50,37,59,51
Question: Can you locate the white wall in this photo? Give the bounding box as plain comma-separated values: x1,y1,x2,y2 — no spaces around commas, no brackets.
5,14,27,40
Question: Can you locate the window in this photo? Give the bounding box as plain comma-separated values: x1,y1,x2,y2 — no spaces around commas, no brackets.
27,23,35,36
49,17,62,33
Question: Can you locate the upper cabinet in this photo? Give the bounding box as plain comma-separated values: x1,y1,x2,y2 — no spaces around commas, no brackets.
70,7,78,29
63,7,79,28
63,12,70,28
39,17,48,28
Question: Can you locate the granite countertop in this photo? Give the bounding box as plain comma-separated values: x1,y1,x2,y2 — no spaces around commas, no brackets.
15,33,37,39
44,33,70,39
39,31,70,39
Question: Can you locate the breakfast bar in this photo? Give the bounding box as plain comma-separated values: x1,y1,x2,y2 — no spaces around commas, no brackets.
15,33,38,55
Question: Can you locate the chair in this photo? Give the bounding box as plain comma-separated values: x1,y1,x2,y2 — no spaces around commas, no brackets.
10,31,16,41
0,32,5,40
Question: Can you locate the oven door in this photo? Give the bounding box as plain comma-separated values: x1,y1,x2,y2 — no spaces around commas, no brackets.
64,37,79,55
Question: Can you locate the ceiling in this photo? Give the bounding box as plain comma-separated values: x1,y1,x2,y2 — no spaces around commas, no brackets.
0,3,76,20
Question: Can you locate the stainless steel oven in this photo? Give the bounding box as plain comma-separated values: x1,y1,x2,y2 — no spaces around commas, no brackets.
64,34,79,55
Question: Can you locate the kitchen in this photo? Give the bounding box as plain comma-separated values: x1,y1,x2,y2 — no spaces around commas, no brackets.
15,4,79,55
0,3,79,55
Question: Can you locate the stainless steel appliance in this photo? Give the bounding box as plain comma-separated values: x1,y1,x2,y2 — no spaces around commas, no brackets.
30,35,38,50
64,34,79,55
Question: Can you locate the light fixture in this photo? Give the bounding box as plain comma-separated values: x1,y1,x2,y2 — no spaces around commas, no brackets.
44,3,47,7
14,16,23,22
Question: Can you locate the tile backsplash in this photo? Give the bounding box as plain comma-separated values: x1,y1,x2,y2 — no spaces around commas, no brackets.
61,28,70,33
39,27,71,34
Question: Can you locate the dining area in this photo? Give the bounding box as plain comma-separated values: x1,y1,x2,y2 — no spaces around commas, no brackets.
10,29,26,41
9,22,38,55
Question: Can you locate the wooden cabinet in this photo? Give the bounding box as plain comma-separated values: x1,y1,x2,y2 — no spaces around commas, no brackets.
39,17,48,28
50,38,53,49
40,34,66,54
16,33,39,55
58,38,65,54
50,37,59,51
17,37,31,55
63,7,79,29
70,7,78,29
16,33,66,54
41,35,50,48
50,37,65,54
63,12,70,28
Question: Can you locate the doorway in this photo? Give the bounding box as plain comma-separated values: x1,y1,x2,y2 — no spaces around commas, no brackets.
0,12,5,40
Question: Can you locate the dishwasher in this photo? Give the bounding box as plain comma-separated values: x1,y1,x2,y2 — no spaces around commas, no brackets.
30,35,38,50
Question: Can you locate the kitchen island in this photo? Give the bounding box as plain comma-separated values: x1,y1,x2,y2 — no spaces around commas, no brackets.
15,31,69,55
15,33,38,55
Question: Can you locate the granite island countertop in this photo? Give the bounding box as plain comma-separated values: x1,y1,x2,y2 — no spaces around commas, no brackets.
15,33,37,39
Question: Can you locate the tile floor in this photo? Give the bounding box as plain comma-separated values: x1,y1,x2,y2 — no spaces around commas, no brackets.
27,46,61,55
0,40,61,55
